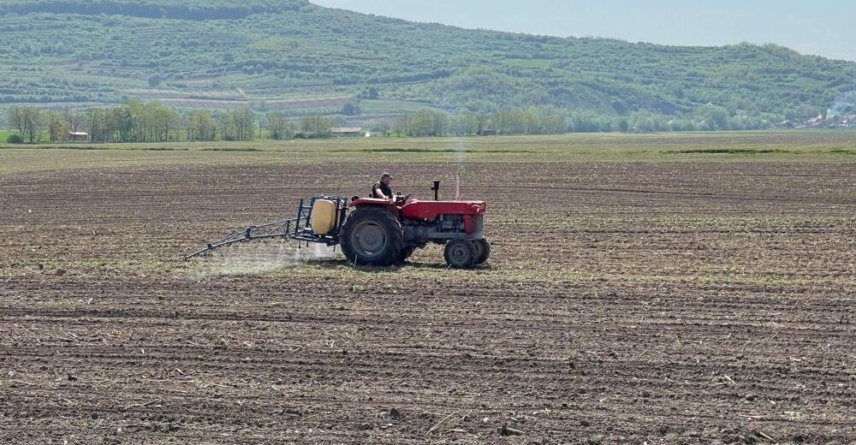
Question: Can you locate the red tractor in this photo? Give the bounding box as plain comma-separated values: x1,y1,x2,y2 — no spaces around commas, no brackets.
186,181,490,269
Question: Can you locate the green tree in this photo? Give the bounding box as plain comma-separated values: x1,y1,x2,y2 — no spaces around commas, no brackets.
216,112,235,141
701,104,730,130
85,108,111,142
539,107,567,134
147,102,178,141
626,111,668,133
110,105,135,142
398,110,449,137
148,74,163,88
265,112,295,140
300,114,332,138
452,112,480,136
570,110,601,133
123,100,148,141
342,102,359,116
188,109,216,141
230,108,256,141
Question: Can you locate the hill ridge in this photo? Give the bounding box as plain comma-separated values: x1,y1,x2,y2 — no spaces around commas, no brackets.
0,0,854,127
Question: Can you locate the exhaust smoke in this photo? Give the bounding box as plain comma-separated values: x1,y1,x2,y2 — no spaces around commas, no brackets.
451,138,467,200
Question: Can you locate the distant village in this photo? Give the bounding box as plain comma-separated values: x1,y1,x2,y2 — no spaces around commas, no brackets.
791,111,856,129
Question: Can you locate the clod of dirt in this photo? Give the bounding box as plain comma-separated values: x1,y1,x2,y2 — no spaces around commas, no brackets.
498,423,523,436
55,269,66,276
388,408,401,420
67,373,77,381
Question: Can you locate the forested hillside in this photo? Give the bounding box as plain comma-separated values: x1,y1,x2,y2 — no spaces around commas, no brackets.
1,0,855,128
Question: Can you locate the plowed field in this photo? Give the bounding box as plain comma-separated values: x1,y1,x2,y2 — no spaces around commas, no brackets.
2,134,855,444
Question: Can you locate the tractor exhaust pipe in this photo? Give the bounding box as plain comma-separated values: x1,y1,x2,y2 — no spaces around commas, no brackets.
431,180,440,201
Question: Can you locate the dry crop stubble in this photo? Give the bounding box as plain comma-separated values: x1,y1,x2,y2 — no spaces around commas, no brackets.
1,132,855,444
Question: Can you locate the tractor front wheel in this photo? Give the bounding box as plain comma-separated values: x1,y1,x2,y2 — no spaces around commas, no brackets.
444,239,477,269
473,238,491,264
340,207,404,267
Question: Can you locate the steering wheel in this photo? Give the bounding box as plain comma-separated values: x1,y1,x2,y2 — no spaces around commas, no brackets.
395,193,412,203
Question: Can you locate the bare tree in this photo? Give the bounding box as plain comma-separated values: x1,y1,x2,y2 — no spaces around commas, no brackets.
6,105,24,137
265,112,294,140
64,106,82,134
20,107,42,143
45,110,67,143
231,108,256,141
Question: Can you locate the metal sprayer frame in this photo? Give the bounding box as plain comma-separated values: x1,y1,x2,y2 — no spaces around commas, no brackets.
184,196,349,260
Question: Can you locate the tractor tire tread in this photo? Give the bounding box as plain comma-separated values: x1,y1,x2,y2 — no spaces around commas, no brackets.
444,239,477,269
340,206,404,267
474,238,491,264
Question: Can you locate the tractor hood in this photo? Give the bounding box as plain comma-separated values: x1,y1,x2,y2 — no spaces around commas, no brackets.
400,200,486,220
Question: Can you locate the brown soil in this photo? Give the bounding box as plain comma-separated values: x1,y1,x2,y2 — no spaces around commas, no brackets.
1,157,855,444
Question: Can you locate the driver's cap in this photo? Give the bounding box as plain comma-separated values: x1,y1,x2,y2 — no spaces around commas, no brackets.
382,172,394,179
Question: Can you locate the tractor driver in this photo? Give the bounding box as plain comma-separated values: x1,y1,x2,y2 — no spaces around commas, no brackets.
372,172,394,200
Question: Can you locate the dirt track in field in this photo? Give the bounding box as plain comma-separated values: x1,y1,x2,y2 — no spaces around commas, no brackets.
1,151,856,444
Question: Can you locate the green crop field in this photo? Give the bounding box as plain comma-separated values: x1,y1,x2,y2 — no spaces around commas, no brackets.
2,131,855,172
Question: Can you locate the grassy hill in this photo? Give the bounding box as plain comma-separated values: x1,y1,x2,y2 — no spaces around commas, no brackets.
1,0,855,123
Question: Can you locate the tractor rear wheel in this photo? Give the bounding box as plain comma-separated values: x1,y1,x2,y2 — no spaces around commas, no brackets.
340,207,404,267
473,238,491,264
444,239,477,269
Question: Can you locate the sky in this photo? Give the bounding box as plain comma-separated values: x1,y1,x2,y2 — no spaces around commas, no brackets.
309,0,856,62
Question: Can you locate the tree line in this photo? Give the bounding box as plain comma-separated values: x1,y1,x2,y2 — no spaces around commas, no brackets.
384,106,778,137
0,0,304,20
4,102,337,143
5,102,789,144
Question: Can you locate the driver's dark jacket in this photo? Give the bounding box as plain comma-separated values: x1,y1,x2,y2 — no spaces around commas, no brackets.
372,181,393,199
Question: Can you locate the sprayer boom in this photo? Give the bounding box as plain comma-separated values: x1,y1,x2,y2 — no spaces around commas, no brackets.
183,196,348,260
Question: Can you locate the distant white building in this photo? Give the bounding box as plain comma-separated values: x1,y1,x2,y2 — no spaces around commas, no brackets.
68,131,88,141
330,127,364,137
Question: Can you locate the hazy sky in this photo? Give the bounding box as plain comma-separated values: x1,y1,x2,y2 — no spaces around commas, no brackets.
310,1,856,62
